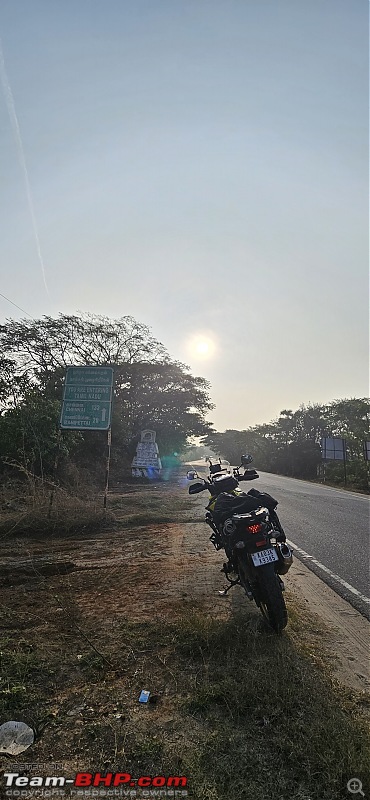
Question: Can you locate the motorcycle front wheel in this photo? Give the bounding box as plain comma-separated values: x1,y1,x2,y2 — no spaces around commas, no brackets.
255,563,288,634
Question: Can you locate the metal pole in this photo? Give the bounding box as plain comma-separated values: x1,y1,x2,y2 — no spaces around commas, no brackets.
343,440,347,487
103,427,112,509
48,429,63,519
363,440,370,491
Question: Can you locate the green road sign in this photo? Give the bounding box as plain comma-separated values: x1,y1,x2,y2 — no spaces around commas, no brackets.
64,384,112,402
61,400,112,430
60,367,113,430
65,367,114,387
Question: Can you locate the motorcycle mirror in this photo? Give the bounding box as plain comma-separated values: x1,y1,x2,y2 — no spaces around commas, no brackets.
188,482,207,494
241,454,253,466
186,470,198,480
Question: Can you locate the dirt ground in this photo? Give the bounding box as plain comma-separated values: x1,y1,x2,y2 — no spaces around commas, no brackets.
1,477,369,778
2,482,368,687
287,560,369,693
0,482,237,762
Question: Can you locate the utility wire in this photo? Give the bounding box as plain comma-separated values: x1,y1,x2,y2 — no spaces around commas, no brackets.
0,290,33,318
0,37,50,297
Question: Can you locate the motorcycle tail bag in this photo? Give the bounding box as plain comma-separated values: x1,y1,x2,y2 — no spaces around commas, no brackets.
212,491,262,523
247,489,278,510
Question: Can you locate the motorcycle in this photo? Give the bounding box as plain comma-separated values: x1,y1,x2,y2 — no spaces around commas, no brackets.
186,456,293,633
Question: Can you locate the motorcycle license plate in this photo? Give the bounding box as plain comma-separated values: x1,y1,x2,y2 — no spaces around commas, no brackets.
251,548,278,567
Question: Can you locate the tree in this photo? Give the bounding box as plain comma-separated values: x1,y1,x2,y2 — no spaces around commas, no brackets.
0,392,75,478
202,399,368,487
325,399,369,460
0,313,169,403
113,361,214,460
0,314,215,481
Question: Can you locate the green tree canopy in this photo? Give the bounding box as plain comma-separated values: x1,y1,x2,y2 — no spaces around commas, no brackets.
202,399,369,487
0,313,214,480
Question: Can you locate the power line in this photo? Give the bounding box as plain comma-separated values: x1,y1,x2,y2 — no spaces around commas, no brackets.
0,37,50,297
0,291,33,318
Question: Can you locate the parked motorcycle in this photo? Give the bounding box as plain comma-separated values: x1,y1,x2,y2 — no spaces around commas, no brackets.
186,456,293,633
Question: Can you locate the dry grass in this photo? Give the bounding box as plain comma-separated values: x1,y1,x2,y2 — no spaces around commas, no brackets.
1,609,368,799
0,473,191,539
0,480,112,538
109,482,192,527
0,479,369,800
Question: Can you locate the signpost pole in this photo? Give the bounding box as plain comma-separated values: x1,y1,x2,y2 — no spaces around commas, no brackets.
104,427,112,509
343,440,347,487
48,429,63,519
363,440,370,491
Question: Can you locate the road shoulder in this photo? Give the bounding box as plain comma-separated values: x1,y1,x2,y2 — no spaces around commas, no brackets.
287,558,370,694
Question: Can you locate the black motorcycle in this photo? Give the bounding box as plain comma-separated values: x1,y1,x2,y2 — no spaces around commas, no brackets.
187,456,293,633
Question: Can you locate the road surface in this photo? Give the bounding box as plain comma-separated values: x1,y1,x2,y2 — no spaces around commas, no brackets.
250,471,370,618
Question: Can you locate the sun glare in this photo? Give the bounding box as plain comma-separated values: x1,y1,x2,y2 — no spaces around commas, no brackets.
186,334,217,361
196,340,209,355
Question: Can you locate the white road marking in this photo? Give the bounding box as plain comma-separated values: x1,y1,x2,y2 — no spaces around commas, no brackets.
287,539,370,605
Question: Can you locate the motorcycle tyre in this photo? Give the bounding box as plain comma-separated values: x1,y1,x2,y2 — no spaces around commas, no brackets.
255,563,288,634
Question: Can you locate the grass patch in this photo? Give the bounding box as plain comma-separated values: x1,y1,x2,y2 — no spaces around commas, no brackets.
0,636,56,720
94,613,369,800
0,479,191,538
109,482,192,527
0,482,113,538
171,614,369,799
1,606,368,798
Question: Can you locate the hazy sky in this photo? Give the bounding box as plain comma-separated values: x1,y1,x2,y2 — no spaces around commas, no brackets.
0,0,368,432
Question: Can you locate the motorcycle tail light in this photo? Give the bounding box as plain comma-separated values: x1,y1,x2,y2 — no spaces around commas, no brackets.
247,523,263,534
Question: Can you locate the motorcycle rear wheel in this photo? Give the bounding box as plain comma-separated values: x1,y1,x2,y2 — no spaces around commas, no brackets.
255,563,288,634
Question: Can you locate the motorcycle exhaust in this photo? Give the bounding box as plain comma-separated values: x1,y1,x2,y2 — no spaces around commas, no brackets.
275,542,294,575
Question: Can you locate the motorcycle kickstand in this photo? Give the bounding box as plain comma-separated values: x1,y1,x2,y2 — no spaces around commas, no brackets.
218,576,241,596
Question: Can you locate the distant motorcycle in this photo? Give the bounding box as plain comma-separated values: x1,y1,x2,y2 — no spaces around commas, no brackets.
187,456,293,633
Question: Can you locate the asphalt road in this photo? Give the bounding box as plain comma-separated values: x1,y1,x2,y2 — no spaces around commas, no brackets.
254,471,370,617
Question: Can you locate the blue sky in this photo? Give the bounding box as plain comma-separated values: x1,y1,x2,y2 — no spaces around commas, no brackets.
0,0,368,431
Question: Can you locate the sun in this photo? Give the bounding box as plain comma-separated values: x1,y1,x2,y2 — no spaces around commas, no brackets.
196,340,210,355
186,334,217,361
